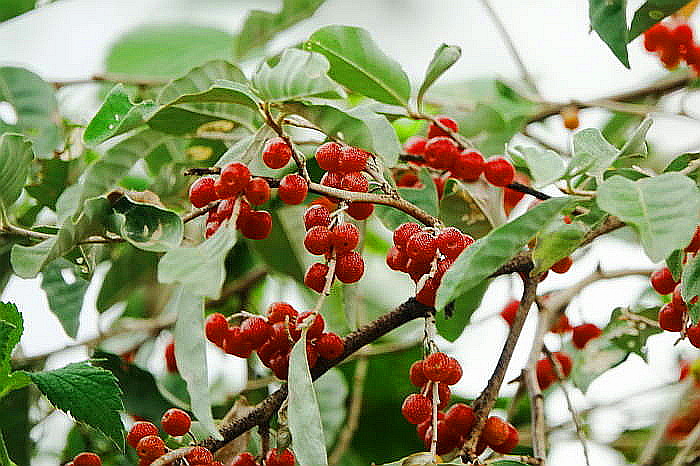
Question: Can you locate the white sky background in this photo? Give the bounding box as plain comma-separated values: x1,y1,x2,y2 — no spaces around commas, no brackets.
3,1,700,465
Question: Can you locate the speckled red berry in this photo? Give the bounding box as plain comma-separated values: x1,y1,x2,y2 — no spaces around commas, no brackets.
303,205,331,230
406,231,437,262
278,174,308,205
136,435,166,460
205,313,228,347
127,421,159,449
304,226,333,256
386,246,409,272
189,177,217,208
436,227,468,259
262,137,292,169
651,267,677,295
484,157,515,187
184,446,213,465
483,416,509,447
304,262,330,293
338,146,369,172
266,302,298,324
244,178,271,206
450,150,484,182
161,408,191,437
240,317,272,348
332,223,360,254
409,360,428,387
265,448,295,466
572,323,602,349
401,393,432,424
231,452,257,466
335,251,364,284
491,423,519,454
427,116,459,139
424,137,458,170
444,403,475,434
423,352,451,382
239,210,272,240
442,357,463,385
216,162,251,198
315,332,344,360
73,452,102,466
340,171,369,192
224,327,255,358
393,222,422,249
315,142,342,171
320,171,343,190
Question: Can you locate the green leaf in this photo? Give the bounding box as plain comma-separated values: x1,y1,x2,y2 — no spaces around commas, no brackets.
105,24,235,79
606,307,662,358
0,134,33,214
314,368,348,447
375,168,439,231
682,255,700,323
436,197,571,310
532,222,587,275
618,116,653,159
96,246,158,312
11,197,113,279
0,0,35,22
288,331,329,466
169,285,222,440
253,49,344,102
83,84,156,146
158,220,237,299
109,194,183,252
664,152,700,183
252,206,308,282
509,145,566,188
40,260,88,339
589,0,630,68
667,249,684,282
437,279,490,342
234,0,326,59
0,387,29,466
629,0,689,39
0,431,17,466
567,128,619,180
157,60,246,104
25,159,72,210
439,178,507,239
417,44,461,110
307,25,411,107
596,173,700,262
0,67,61,157
0,303,22,375
29,362,124,447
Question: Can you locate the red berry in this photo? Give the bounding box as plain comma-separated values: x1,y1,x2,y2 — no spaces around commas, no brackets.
266,302,298,324
332,223,360,254
304,262,330,293
406,258,432,282
442,357,463,385
686,225,700,253
270,352,291,379
315,332,344,360
659,303,684,332
393,222,422,250
404,136,427,155
427,116,459,139
240,316,272,348
482,416,509,447
674,24,694,47
161,408,191,437
346,202,374,220
188,177,217,208
644,23,669,52
224,327,255,358
304,226,333,255
338,146,369,172
184,446,213,465
444,403,475,435
437,382,451,410
231,452,258,466
572,323,602,349
417,412,444,441
335,251,365,284
216,197,235,220
278,174,308,205
550,314,573,334
165,340,177,373
205,219,220,239
409,360,428,387
451,150,485,182
136,435,166,460
127,421,159,449
216,162,251,198
500,300,520,327
536,358,555,390
484,157,515,187
303,205,331,230
315,142,342,171
436,227,468,259
424,137,458,170
423,420,462,455
239,210,272,240
73,452,101,466
688,324,700,348
295,311,325,340
397,171,421,187
551,256,573,274
265,448,295,466
262,137,292,169
491,423,519,454
503,173,528,212
416,276,439,307
340,171,369,192
680,360,691,381
205,313,228,347
401,393,432,424
651,267,677,295
673,283,687,311
320,171,343,190
244,178,271,206
423,352,451,382
406,231,437,262
386,246,409,272
553,351,573,377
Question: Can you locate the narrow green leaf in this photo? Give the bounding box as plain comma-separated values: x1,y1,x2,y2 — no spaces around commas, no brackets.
596,173,700,262
0,67,61,157
253,49,344,102
436,197,571,310
437,279,490,342
0,134,33,214
314,368,348,447
589,0,630,68
618,116,653,158
567,128,619,180
288,331,329,466
169,285,222,440
40,260,88,339
307,25,411,106
375,168,439,231
682,255,700,323
109,194,183,252
439,178,506,239
629,0,689,39
509,145,566,188
83,84,156,146
417,44,461,110
29,362,124,447
0,431,17,466
532,222,587,275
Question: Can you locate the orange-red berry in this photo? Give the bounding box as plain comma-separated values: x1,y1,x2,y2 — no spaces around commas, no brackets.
484,157,515,187
136,435,166,460
73,452,102,466
127,421,159,449
244,178,271,206
500,300,520,327
551,256,573,274
188,177,217,208
427,116,459,139
165,341,177,373
401,393,432,424
332,223,360,254
161,408,191,437
338,146,370,172
451,150,484,182
216,162,251,198
303,205,331,230
262,137,292,169
184,446,213,465
651,267,677,295
305,226,333,255
423,352,451,382
265,448,295,466
482,416,509,447
572,323,602,349
315,142,342,171
304,262,330,293
335,251,365,284
278,174,308,205
315,332,344,360
205,313,228,347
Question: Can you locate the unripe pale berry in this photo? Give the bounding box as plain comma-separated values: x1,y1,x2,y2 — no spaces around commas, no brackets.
572,323,602,349
303,205,331,230
205,313,228,347
315,142,342,171
332,223,360,254
304,226,333,255
244,178,271,206
401,393,432,424
161,408,191,437
335,251,364,284
451,150,484,182
262,137,292,169
483,157,515,187
304,262,330,293
278,174,308,205
427,116,459,139
127,421,159,448
188,177,217,207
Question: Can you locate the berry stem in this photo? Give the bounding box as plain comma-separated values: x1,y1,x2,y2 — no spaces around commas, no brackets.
263,102,311,181
312,257,337,313
430,381,439,456
148,447,193,466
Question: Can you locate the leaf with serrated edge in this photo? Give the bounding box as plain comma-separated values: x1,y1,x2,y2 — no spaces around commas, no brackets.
40,260,88,338
170,285,222,440
589,0,630,68
417,44,461,110
629,0,689,39
436,197,571,310
29,362,124,447
307,25,411,106
682,255,700,323
567,128,619,180
109,194,183,252
532,222,587,275
0,134,34,214
597,173,700,262
509,145,566,188
288,330,329,466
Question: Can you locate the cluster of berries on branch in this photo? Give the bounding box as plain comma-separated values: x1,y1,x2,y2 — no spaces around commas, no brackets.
644,21,700,74
231,449,296,466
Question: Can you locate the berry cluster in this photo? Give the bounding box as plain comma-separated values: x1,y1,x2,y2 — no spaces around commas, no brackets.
386,223,474,307
303,205,365,291
231,448,296,466
205,303,344,380
64,452,102,466
644,22,700,74
536,352,573,390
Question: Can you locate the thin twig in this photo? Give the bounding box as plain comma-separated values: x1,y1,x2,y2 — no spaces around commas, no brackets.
52,73,169,89
149,447,194,466
328,356,368,465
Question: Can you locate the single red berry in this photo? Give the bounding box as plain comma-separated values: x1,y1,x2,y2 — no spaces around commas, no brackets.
536,358,555,390
427,116,459,139
127,421,159,449
164,340,177,373
244,178,271,206
161,408,191,437
500,300,520,327
409,360,428,387
216,197,235,221
437,382,451,410
491,423,519,454
553,351,573,377
651,267,677,295
136,435,166,460
687,323,700,348
295,311,325,341
304,262,330,293
503,173,528,212
659,302,684,332
442,357,463,385
404,136,427,155
315,332,344,360
397,171,421,187
551,256,573,274
188,177,217,208
315,142,342,171
423,420,462,455
303,205,331,230
73,452,102,466
239,210,272,240
550,314,573,334
417,412,444,441
216,162,251,198
436,227,468,259
406,231,437,262
673,283,687,311
320,170,343,190
484,157,515,187
278,174,308,205
346,202,374,220
444,403,475,435
450,150,484,182
231,452,258,466
644,23,669,52
660,46,681,69
406,258,431,282
686,225,700,253
332,223,360,254
184,446,213,465
340,171,369,192
338,145,369,172
386,246,409,272
304,226,333,255
674,23,694,47
205,313,228,347
416,276,439,307
240,316,272,348
265,448,296,466
423,352,451,382
223,327,255,358
424,137,458,170
270,352,290,379
393,222,422,249
401,393,432,424
262,137,292,169
572,323,602,349
266,302,298,324
335,251,365,284
482,416,509,447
